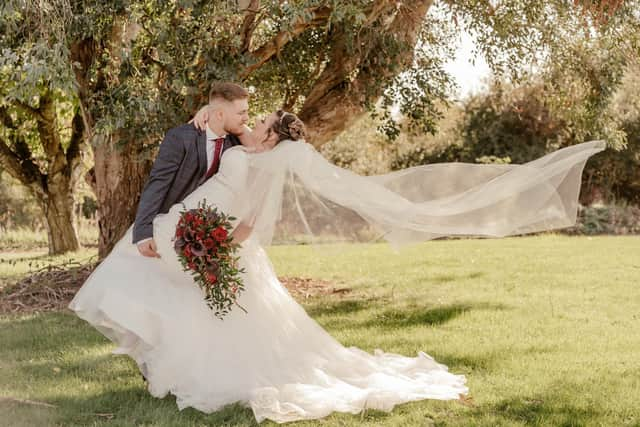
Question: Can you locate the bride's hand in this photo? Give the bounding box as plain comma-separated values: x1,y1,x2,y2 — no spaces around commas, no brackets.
237,125,260,150
189,105,209,131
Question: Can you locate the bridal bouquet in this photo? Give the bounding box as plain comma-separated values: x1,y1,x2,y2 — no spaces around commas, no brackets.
173,200,246,319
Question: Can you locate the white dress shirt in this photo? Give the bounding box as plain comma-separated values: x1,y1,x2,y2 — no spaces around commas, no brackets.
205,125,226,172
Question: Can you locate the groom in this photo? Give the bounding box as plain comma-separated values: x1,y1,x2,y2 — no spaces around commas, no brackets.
133,82,250,257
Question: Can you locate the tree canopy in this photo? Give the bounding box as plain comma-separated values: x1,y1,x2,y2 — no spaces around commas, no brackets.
1,0,637,255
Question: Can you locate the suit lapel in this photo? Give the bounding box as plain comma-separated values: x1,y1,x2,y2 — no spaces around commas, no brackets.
196,130,208,185
222,134,238,153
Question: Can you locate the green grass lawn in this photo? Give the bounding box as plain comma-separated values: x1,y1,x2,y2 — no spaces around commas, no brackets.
1,235,639,426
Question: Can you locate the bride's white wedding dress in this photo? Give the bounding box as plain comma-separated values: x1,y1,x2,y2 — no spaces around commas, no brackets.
69,139,604,423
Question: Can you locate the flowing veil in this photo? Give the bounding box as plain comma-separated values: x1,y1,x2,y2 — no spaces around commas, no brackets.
237,140,606,249
67,138,605,422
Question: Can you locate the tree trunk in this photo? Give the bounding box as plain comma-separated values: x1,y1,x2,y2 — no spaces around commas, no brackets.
37,94,82,254
0,99,84,255
88,135,152,258
38,175,80,255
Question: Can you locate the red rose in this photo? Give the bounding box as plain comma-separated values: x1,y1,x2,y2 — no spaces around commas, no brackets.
212,227,228,242
183,245,192,258
207,273,218,284
204,238,215,249
196,230,205,240
188,261,196,270
176,228,184,238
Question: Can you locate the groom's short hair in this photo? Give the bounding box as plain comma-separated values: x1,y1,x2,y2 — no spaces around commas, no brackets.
209,82,249,103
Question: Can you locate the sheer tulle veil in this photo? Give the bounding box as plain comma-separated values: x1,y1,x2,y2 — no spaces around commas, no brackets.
237,140,606,249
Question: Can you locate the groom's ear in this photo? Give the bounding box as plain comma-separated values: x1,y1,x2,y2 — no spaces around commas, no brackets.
209,105,224,122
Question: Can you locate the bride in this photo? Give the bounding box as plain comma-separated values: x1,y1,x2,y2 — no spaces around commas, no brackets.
69,109,604,424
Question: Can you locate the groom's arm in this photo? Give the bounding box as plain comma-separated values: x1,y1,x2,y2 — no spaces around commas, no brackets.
132,129,186,244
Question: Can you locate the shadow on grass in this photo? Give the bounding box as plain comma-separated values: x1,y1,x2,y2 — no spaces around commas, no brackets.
0,312,109,358
435,353,498,374
309,299,508,333
304,296,382,317
40,387,260,426
362,302,507,330
4,377,608,427
426,271,487,284
15,352,136,387
473,386,604,426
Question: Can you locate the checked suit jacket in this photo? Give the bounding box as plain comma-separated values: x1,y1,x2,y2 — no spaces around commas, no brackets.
132,123,241,244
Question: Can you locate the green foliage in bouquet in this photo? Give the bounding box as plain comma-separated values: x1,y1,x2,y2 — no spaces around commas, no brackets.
173,199,246,319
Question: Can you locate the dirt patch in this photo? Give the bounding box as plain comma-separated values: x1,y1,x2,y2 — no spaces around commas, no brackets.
278,276,352,300
0,262,98,314
0,263,350,315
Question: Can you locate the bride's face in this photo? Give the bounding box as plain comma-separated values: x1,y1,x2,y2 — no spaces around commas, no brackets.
252,112,279,153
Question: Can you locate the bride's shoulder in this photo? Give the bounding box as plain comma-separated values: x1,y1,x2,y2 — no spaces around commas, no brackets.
223,146,249,161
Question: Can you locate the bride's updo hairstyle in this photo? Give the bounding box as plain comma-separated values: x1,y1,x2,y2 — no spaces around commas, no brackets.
269,110,306,143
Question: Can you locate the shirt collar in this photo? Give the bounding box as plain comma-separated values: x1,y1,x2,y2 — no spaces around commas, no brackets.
205,124,226,141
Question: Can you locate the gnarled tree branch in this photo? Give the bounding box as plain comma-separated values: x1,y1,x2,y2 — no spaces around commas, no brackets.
299,0,433,147
66,108,84,169
240,0,261,52
13,100,44,121
0,107,44,189
240,5,332,78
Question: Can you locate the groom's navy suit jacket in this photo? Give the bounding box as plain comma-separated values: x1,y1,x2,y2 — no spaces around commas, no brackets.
132,123,241,244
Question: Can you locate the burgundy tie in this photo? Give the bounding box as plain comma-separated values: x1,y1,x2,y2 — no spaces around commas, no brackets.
205,137,225,179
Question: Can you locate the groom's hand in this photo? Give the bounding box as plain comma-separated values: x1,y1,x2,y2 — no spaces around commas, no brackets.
137,239,161,258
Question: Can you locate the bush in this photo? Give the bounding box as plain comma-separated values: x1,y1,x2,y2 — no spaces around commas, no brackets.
564,202,640,235
320,115,393,175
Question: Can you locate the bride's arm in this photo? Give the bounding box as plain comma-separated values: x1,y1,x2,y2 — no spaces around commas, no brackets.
153,149,251,256
231,221,253,244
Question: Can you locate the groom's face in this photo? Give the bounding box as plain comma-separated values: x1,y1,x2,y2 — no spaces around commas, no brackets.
222,99,250,135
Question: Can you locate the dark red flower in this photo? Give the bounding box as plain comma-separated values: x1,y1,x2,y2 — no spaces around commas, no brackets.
191,241,205,257
173,237,186,254
204,238,215,249
207,273,218,284
206,260,220,274
183,245,193,258
213,227,228,242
